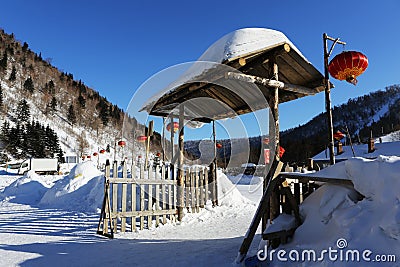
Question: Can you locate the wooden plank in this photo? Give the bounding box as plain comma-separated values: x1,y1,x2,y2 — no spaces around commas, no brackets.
155,165,160,227
121,161,128,232
131,161,137,232
111,209,177,218
185,169,191,211
191,168,196,212
195,167,200,212
204,167,209,205
161,165,167,224
104,163,111,234
199,167,204,208
112,161,118,232
279,173,353,185
140,164,145,230
108,178,176,185
147,167,153,229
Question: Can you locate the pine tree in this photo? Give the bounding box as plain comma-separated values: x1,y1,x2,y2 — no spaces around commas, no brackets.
23,77,34,93
0,84,3,109
67,104,76,125
78,94,86,109
16,99,30,122
50,96,57,112
0,51,7,70
8,66,16,81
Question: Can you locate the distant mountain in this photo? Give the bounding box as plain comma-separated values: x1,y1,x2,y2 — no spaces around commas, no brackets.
280,84,400,164
184,85,400,167
0,28,158,162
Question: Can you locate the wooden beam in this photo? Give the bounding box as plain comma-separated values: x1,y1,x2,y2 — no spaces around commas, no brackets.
225,71,317,95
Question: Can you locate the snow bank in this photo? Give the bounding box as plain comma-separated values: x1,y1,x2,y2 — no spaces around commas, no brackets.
217,170,253,207
267,155,400,266
39,161,104,212
0,171,51,205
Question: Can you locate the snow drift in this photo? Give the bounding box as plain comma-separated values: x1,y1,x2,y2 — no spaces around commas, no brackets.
39,161,104,212
267,155,400,266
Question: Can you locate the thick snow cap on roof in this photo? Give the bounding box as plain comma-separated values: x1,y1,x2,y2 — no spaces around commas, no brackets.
198,28,307,63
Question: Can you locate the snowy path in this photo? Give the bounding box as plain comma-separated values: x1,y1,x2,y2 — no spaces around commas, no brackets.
0,173,263,267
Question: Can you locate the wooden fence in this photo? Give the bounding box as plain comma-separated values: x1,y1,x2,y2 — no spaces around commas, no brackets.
97,161,217,238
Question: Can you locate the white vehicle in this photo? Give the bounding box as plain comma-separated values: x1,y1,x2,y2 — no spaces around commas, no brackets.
18,158,58,175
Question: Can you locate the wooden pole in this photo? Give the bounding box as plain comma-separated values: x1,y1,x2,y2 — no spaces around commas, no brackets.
262,61,280,232
323,33,345,165
177,105,185,221
212,120,218,206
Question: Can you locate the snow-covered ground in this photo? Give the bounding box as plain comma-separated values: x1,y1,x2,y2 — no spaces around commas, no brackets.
1,156,400,266
0,162,263,266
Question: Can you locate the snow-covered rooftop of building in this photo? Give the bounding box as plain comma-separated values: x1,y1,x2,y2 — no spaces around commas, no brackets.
198,28,307,63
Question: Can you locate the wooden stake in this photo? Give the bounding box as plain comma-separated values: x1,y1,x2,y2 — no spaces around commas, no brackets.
177,105,185,221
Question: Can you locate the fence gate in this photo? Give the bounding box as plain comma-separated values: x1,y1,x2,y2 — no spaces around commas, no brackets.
97,161,214,238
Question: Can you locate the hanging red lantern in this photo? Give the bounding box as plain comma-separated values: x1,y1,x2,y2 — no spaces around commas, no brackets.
328,51,368,85
216,143,223,149
138,155,142,159
279,146,285,158
100,149,106,154
166,122,179,133
93,152,98,157
136,136,147,143
87,155,91,159
156,152,161,157
333,131,345,140
118,140,126,147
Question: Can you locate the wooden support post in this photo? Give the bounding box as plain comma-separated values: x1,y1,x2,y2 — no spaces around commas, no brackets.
199,167,205,208
212,120,218,206
155,165,160,227
177,105,185,221
121,161,127,232
140,164,145,230
112,161,118,232
262,60,280,232
131,161,137,232
185,169,191,211
147,165,153,228
161,164,167,224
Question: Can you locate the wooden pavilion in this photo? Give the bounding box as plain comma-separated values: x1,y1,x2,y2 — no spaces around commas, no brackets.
140,28,329,261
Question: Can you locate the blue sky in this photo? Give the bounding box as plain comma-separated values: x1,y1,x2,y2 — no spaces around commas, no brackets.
1,0,400,137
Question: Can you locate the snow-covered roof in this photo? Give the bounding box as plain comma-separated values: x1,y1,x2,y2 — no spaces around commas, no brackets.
141,28,326,122
313,140,400,161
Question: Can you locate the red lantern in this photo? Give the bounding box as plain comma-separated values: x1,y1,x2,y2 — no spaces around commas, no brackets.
82,155,86,160
136,136,147,142
156,152,161,157
118,140,126,147
333,131,345,140
138,155,142,159
100,149,106,154
328,51,368,85
87,155,91,159
279,146,285,158
216,143,223,149
166,122,179,133
93,152,98,157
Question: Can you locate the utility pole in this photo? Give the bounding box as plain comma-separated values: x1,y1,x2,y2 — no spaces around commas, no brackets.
323,33,346,165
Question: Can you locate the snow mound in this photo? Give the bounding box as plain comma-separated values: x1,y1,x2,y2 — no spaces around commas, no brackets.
268,156,400,266
0,171,50,205
217,170,253,206
39,162,104,212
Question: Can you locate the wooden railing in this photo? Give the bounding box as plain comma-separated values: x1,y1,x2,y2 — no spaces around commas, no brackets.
97,161,216,237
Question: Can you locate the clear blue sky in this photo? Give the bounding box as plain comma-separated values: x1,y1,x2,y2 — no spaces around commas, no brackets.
1,0,400,134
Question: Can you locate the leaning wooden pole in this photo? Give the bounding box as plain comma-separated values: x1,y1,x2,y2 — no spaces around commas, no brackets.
177,105,185,221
